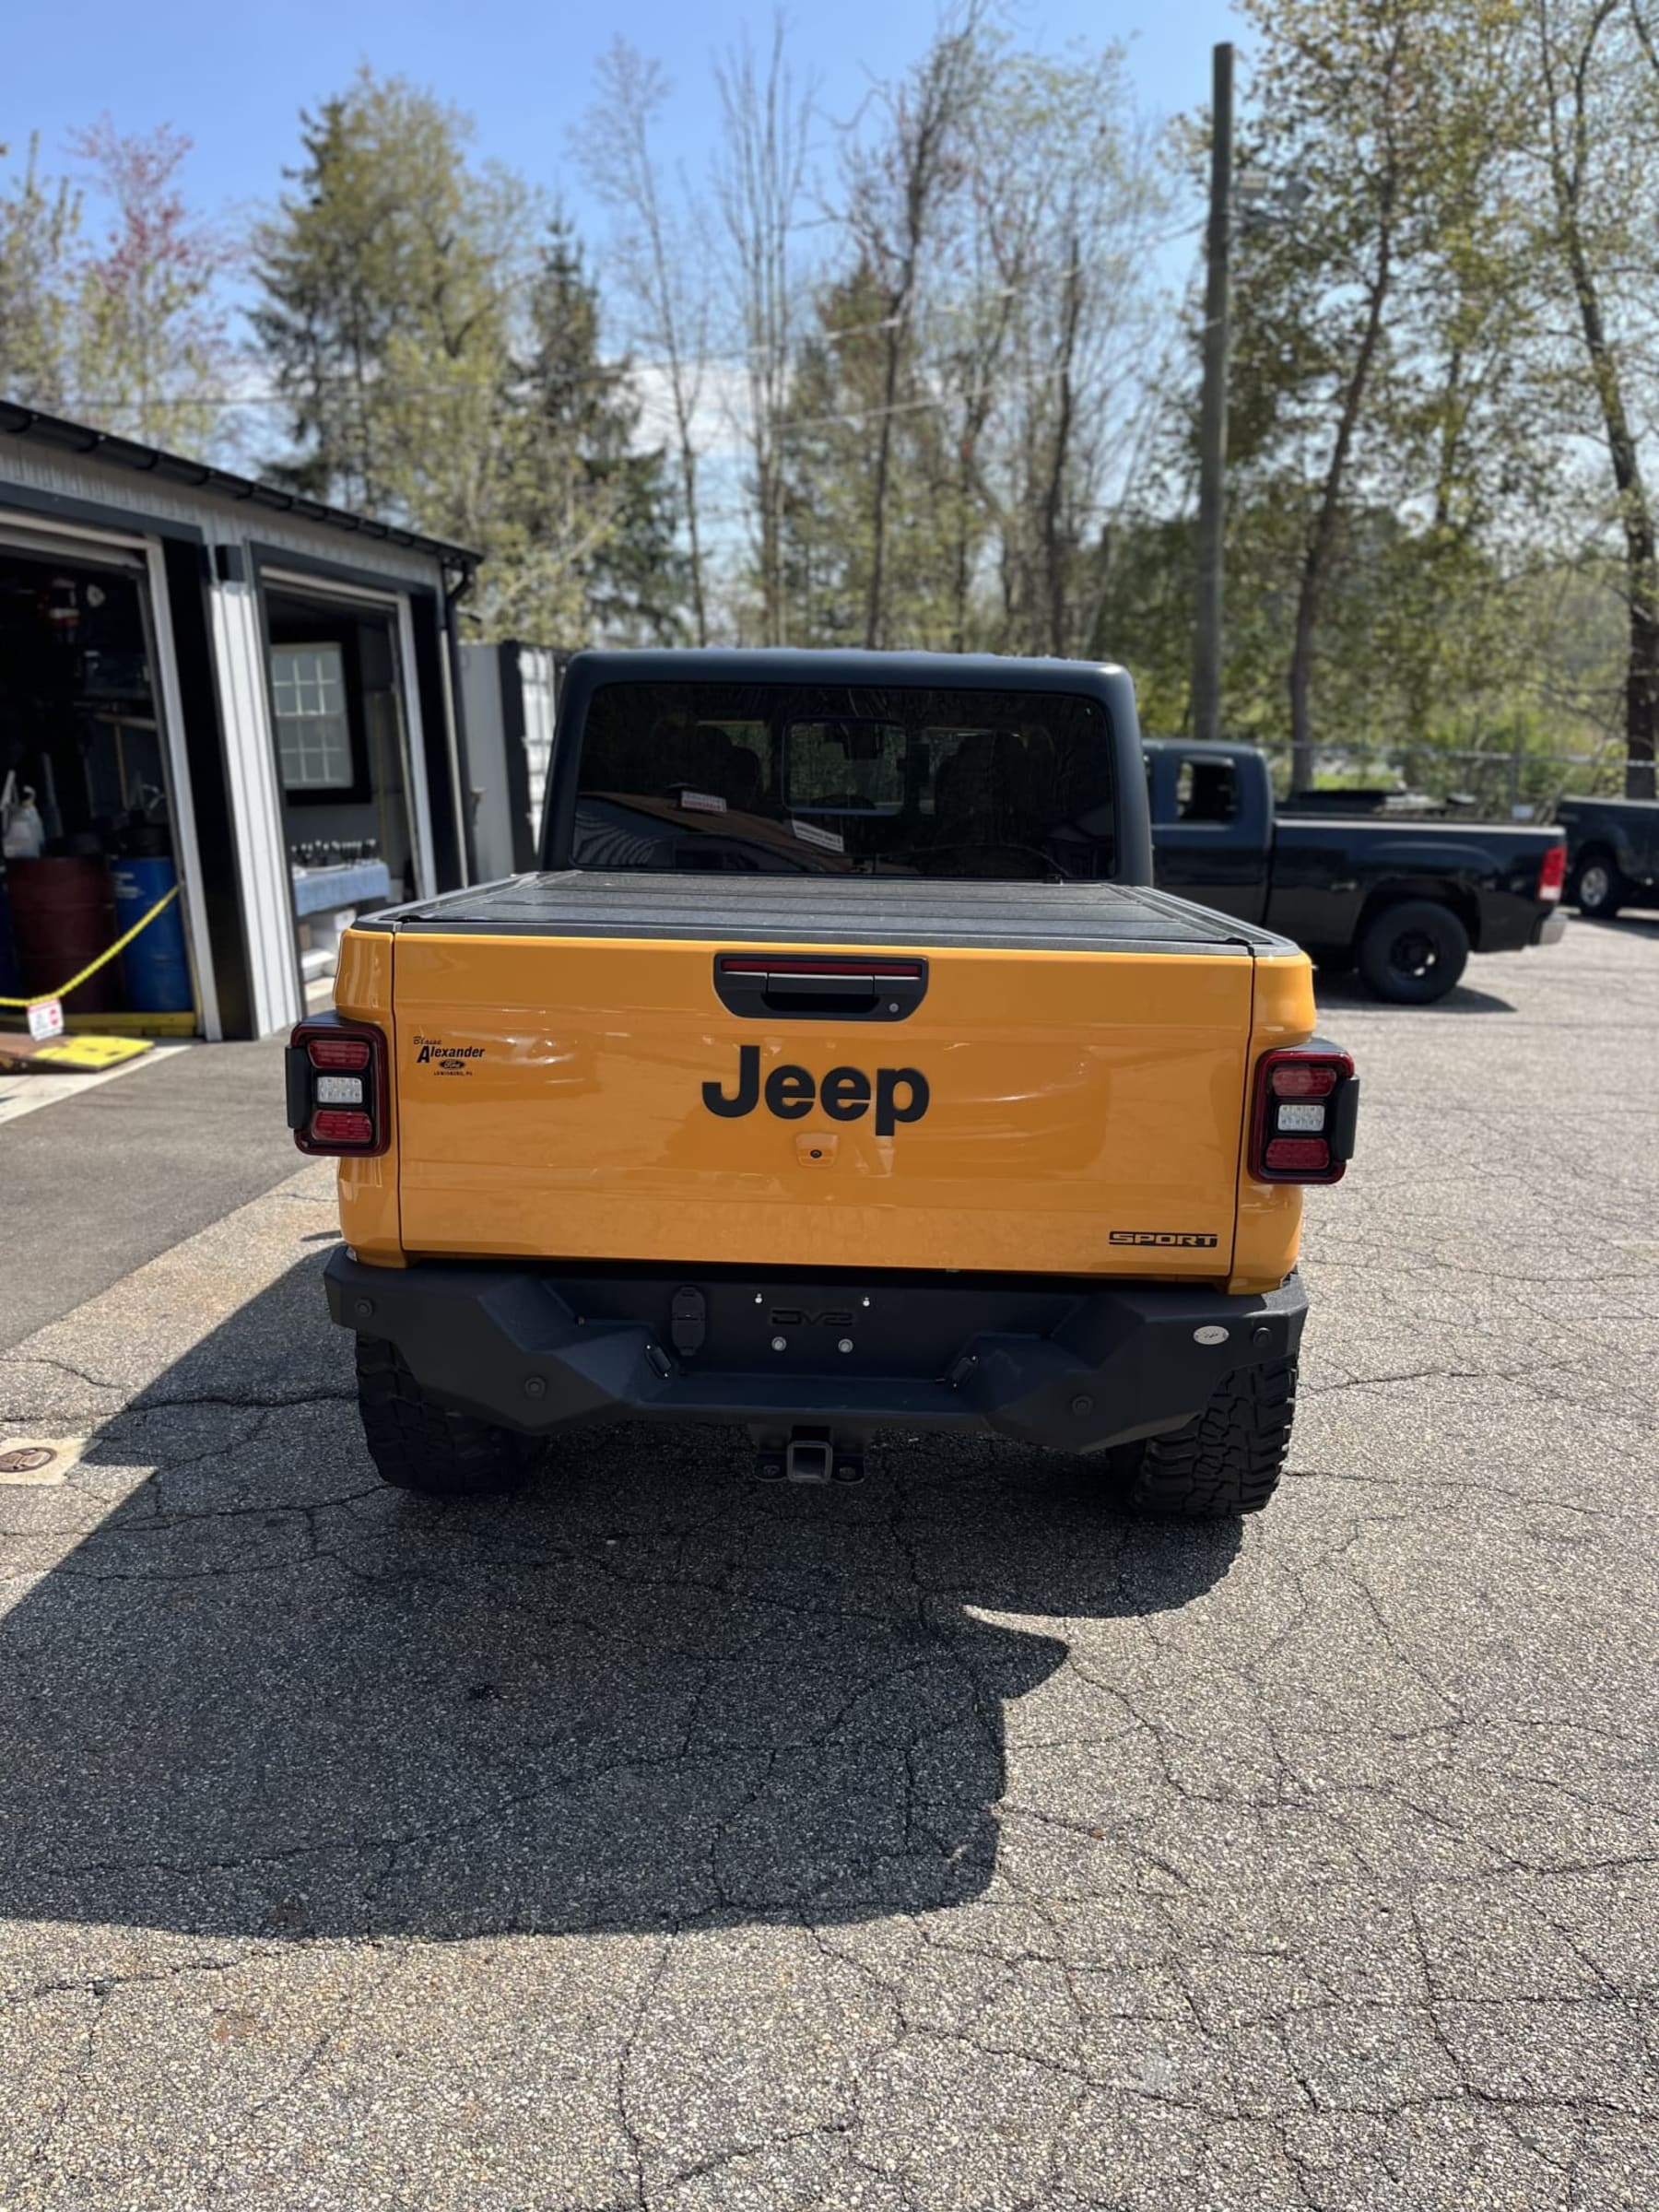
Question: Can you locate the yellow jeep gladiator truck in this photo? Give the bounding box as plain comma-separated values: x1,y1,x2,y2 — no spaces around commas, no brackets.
287,652,1359,1518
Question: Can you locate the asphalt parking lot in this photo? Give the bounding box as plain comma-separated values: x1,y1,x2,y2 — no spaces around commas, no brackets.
2,915,1656,2211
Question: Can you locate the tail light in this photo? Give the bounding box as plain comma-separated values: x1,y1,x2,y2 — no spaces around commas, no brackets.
1249,1042,1359,1185
1536,842,1566,902
286,1016,389,1156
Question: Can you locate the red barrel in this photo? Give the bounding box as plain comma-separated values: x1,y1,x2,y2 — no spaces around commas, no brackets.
6,857,124,1014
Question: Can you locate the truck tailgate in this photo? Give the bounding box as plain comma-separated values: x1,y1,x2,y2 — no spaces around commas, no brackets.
382,878,1262,1278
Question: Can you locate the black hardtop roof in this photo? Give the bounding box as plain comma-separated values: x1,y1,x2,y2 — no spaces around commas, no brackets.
549,649,1157,883
563,648,1128,694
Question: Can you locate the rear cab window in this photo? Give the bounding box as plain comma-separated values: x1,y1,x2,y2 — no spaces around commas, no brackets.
564,681,1115,880
1176,756,1238,823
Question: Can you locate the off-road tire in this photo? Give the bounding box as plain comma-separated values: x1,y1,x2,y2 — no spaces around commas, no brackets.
1571,847,1623,920
355,1336,544,1496
1357,898,1469,1005
1115,1359,1297,1520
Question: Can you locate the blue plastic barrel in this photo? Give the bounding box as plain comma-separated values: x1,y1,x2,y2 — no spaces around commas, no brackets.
112,856,194,1015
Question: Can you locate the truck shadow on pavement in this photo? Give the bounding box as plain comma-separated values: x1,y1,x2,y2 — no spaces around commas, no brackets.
1311,975,1516,1016
0,1253,1241,1945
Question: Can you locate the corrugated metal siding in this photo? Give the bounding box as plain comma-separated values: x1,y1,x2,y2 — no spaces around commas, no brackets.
0,441,441,585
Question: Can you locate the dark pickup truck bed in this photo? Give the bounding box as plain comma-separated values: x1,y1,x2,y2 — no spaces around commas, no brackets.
1557,794,1659,918
1146,740,1567,1003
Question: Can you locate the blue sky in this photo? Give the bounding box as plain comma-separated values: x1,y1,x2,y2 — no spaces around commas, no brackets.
5,0,1251,256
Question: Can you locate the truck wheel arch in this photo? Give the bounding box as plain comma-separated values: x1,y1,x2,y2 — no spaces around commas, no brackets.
1355,896,1472,1004
1570,843,1623,918
1354,877,1480,953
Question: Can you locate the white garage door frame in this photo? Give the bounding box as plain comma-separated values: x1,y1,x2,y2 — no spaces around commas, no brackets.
259,566,439,902
0,505,223,1040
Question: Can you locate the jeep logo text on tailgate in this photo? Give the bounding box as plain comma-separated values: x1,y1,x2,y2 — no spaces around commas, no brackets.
704,1044,929,1135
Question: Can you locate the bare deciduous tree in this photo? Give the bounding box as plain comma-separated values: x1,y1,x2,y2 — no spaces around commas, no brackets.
1535,0,1659,796
575,41,712,644
842,5,988,648
713,17,817,645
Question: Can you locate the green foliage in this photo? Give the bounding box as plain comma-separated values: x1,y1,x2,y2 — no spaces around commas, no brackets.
252,71,515,517
7,1,1659,774
492,220,683,643
0,135,80,408
779,261,964,650
777,21,1167,657
253,73,680,643
1076,0,1633,796
0,124,229,446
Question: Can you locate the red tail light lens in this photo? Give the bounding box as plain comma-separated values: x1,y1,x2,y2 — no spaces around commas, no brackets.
287,1017,389,1156
1269,1062,1337,1100
1537,843,1566,901
307,1034,371,1071
1250,1043,1358,1185
310,1108,373,1146
1265,1136,1330,1172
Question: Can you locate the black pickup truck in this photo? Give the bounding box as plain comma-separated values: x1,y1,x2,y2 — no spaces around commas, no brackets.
1146,740,1567,1003
1557,794,1659,918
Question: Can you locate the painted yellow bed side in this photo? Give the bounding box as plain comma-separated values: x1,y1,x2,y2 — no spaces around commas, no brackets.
1228,953,1317,1296
334,927,404,1265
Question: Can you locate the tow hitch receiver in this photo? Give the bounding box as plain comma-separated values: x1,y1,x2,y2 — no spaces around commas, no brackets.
755,1429,865,1484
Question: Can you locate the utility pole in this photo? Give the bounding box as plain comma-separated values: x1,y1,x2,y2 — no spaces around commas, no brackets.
1192,41,1234,747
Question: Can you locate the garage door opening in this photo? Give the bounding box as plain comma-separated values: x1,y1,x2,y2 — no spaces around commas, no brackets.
265,583,423,1008
0,534,201,1037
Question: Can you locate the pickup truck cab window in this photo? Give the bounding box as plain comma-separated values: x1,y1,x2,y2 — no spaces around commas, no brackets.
571,680,1115,880
1176,756,1238,822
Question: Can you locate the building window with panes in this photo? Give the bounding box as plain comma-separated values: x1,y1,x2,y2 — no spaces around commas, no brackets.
272,643,354,791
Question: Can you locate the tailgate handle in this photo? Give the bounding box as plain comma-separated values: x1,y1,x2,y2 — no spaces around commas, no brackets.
714,953,927,1022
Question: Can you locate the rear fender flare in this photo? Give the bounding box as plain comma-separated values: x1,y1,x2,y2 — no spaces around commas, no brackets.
1353,877,1481,954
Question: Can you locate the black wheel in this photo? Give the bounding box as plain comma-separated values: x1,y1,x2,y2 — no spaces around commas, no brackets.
354,1336,545,1496
1571,847,1623,919
1356,898,1469,1005
1113,1360,1297,1520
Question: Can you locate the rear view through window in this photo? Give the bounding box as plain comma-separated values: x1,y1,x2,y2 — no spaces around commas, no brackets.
567,681,1115,878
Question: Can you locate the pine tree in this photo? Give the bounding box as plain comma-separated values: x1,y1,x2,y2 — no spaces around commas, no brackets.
252,71,509,518
254,78,683,644
512,221,682,642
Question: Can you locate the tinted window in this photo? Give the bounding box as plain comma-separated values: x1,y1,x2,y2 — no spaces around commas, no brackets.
568,682,1114,879
1176,756,1237,823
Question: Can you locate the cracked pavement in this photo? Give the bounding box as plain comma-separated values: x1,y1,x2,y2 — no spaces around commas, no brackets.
1,915,1655,2210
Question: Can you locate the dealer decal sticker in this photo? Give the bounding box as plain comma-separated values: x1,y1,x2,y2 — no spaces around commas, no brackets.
414,1035,486,1077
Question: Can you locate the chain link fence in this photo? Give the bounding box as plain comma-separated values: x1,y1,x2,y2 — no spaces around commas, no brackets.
1244,737,1634,818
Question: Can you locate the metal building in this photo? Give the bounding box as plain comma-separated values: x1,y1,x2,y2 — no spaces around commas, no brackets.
0,403,478,1040
458,641,565,877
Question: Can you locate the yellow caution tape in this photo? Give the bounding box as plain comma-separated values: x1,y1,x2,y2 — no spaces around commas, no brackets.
0,882,182,1009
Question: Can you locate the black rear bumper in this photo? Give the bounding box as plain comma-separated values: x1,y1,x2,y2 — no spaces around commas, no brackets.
325,1252,1307,1454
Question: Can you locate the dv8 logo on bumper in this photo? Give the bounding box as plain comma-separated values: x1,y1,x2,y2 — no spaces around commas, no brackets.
703,1043,929,1135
